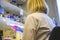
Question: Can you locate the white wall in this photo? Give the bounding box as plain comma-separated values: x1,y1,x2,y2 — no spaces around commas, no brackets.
46,0,59,25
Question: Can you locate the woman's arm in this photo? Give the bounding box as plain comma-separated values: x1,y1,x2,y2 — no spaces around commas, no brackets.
22,15,36,40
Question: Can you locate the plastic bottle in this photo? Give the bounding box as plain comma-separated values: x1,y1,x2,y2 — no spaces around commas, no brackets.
9,15,15,21
13,14,18,21
5,11,10,18
18,15,25,24
17,16,21,22
10,0,16,6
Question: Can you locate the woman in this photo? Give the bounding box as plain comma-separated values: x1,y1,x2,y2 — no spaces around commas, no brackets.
22,0,56,40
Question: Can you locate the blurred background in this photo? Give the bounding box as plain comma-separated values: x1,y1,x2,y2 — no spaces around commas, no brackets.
0,0,60,40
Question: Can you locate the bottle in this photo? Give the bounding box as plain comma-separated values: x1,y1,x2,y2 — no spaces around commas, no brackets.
13,14,18,21
10,0,16,6
8,15,14,21
19,15,24,24
5,11,10,18
12,0,16,3
17,16,21,22
17,4,20,7
22,16,26,24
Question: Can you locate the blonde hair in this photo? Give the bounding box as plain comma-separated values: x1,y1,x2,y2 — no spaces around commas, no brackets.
27,0,49,13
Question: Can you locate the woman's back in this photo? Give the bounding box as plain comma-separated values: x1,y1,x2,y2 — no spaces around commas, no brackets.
23,0,56,40
23,12,55,40
28,12,55,31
